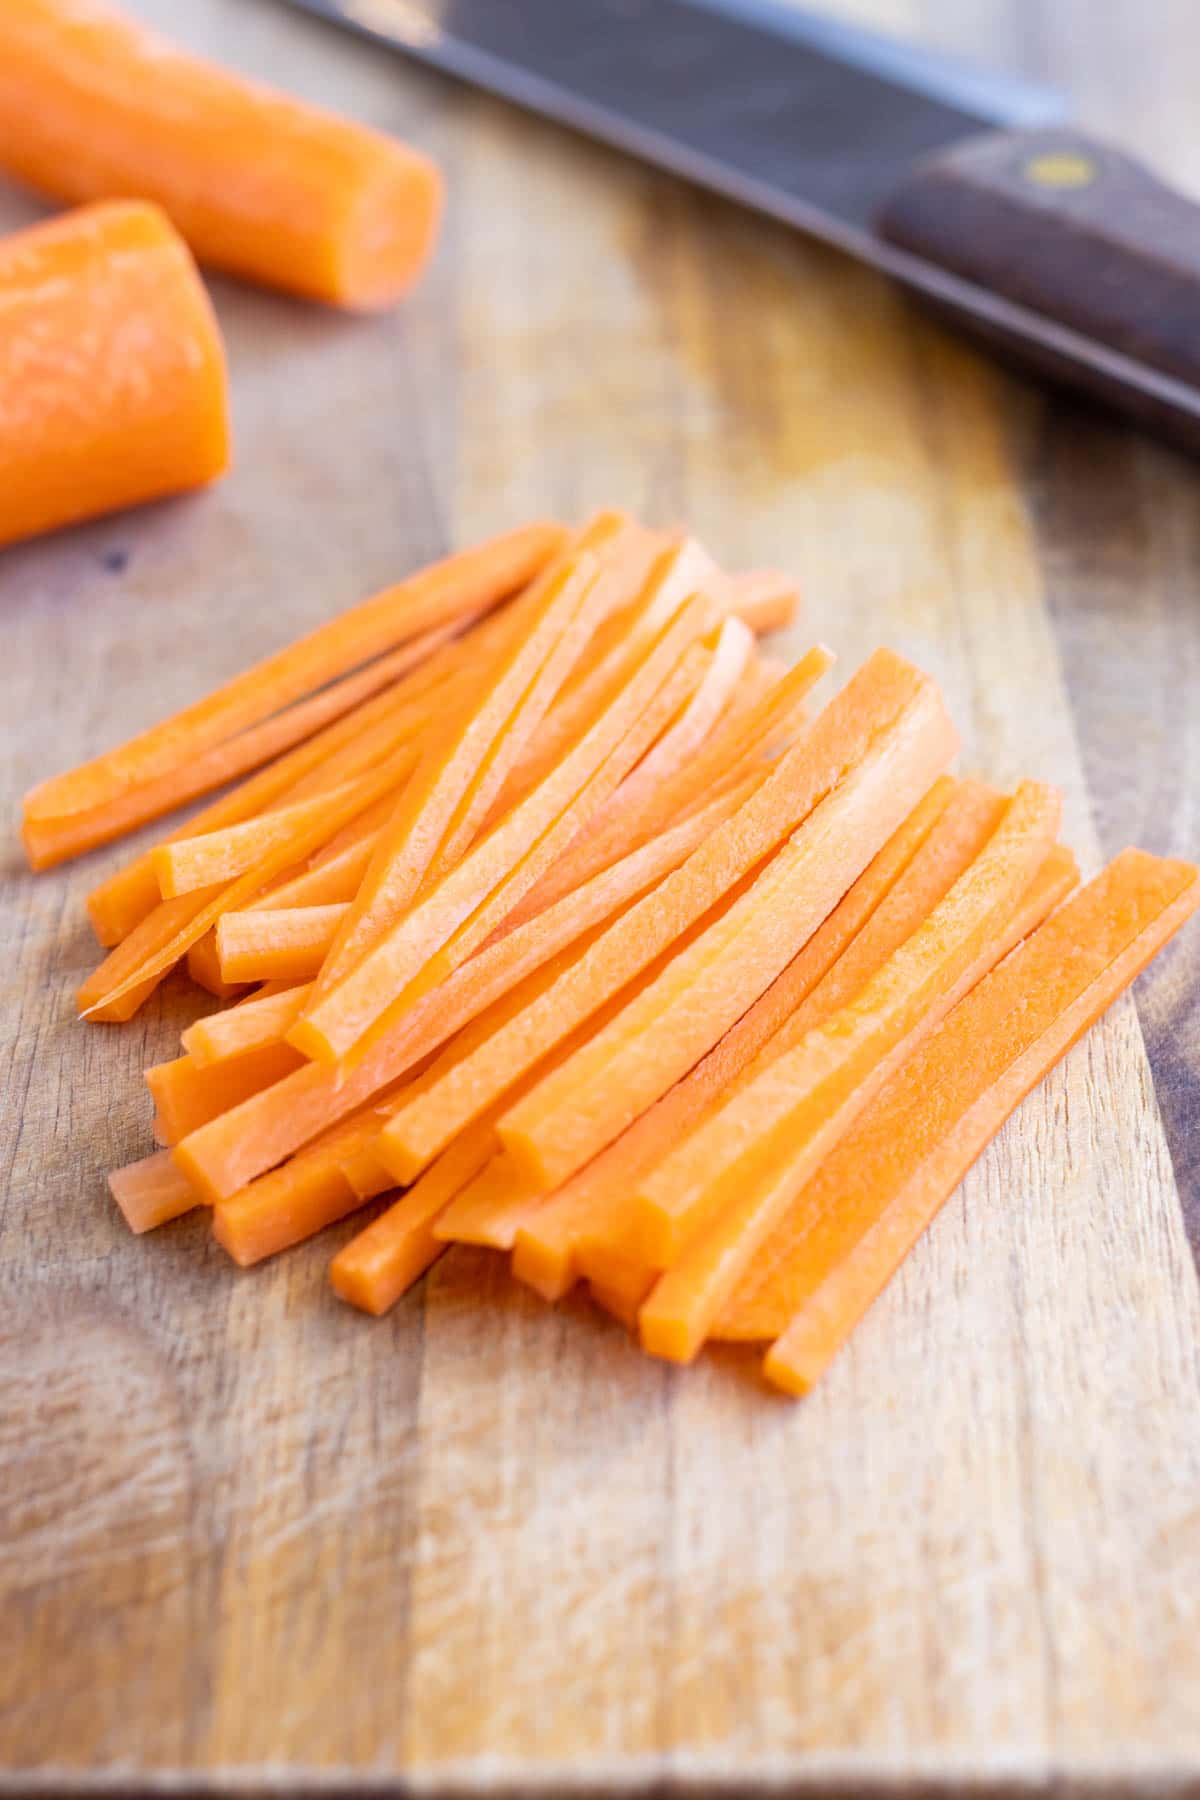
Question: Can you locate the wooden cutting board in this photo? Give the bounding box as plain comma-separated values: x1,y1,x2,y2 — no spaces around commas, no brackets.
4,0,1200,1789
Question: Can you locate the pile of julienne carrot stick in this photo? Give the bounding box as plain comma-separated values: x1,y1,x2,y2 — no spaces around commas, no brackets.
23,514,1200,1395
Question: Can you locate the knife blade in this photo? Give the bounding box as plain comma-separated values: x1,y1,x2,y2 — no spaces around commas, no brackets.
282,0,1200,449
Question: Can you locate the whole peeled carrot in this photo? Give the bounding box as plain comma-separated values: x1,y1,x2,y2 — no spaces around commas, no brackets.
0,0,443,310
0,199,230,550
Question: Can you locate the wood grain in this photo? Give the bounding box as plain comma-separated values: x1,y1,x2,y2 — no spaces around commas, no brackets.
3,0,1200,1790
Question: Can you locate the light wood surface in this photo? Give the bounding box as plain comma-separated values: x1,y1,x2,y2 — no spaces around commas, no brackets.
4,0,1200,1789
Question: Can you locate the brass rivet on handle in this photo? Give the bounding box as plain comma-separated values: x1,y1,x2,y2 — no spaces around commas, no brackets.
1023,151,1098,189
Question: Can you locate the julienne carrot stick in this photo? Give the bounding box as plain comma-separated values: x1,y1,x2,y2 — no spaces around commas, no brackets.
173,779,756,1207
216,905,347,986
109,1149,200,1236
715,849,1081,1342
145,1042,305,1145
186,932,246,1001
0,0,443,309
496,661,959,1193
329,1130,499,1316
289,594,724,1069
25,522,564,868
635,782,1062,1362
79,754,411,1020
153,783,379,899
760,849,1197,1394
182,984,312,1071
379,648,945,1185
307,552,605,1002
82,657,447,945
0,200,229,557
575,843,1079,1309
503,645,830,932
24,630,455,873
210,1112,392,1268
505,776,964,1302
463,776,971,1272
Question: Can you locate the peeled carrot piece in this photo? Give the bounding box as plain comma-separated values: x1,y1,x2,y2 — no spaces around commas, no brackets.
182,983,311,1070
717,847,1078,1341
154,782,377,899
309,552,605,1001
27,522,563,863
497,660,959,1193
380,649,944,1185
760,848,1194,1393
330,1131,498,1316
290,595,722,1069
83,652,449,945
172,781,752,1205
504,645,830,932
0,0,443,308
186,931,247,1000
636,781,1061,1362
576,844,1077,1311
507,777,961,1302
216,905,346,986
109,1149,201,1235
725,572,800,636
145,1042,305,1145
25,632,451,873
589,1257,655,1330
78,755,409,1019
211,1113,390,1268
0,199,227,558
462,776,971,1269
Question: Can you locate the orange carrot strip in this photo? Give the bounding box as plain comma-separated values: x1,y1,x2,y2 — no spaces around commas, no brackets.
109,1149,201,1235
25,632,451,872
82,646,452,946
497,663,959,1193
185,931,248,1000
719,848,1078,1342
28,522,563,856
760,848,1194,1394
0,0,443,309
153,780,379,899
507,776,960,1302
182,983,312,1070
250,833,378,913
0,199,227,564
78,755,409,1019
489,537,715,814
579,616,753,832
724,572,801,636
330,1132,498,1317
381,649,947,1186
145,1042,305,1146
588,1276,648,1333
636,780,1062,1363
580,845,1076,1307
216,905,347,986
173,780,752,1204
210,1114,388,1268
310,552,605,999
503,645,829,932
290,594,722,1068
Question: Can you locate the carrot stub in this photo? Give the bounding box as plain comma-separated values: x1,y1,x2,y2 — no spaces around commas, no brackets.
0,199,228,557
0,0,443,309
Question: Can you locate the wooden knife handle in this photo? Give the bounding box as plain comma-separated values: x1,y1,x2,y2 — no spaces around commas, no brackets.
878,127,1200,389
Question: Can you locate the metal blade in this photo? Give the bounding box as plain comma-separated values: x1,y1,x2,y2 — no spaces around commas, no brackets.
295,0,1060,236
281,0,1200,446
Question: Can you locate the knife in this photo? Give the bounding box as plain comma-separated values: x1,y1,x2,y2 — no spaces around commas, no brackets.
282,0,1200,450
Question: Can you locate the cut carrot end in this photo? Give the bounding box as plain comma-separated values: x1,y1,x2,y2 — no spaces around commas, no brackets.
108,1150,201,1235
637,1302,703,1366
510,1232,577,1304
761,1342,817,1397
283,1015,342,1070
